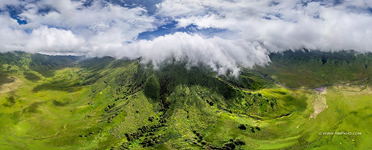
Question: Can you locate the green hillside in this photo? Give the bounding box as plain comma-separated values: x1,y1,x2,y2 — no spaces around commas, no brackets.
0,51,371,150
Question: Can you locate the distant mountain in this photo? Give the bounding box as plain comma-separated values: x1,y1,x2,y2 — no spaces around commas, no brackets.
0,51,371,150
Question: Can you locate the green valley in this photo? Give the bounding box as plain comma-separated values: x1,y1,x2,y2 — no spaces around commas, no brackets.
0,51,371,150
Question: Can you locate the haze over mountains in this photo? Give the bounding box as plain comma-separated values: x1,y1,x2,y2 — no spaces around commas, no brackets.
1,0,372,74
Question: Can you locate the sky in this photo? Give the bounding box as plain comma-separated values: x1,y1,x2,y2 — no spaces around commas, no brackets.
0,0,372,74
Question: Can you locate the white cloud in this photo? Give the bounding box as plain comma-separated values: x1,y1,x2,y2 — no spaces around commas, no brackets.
25,26,86,53
0,15,28,52
113,32,270,75
0,0,20,8
0,0,157,54
1,0,372,74
157,0,372,53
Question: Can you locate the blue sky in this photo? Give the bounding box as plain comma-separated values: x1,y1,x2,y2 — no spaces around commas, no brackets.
4,0,370,41
0,0,372,74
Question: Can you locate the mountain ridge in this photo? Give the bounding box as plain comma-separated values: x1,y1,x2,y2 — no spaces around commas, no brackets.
0,50,371,149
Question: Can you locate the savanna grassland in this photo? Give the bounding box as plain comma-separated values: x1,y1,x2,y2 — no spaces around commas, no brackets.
0,51,371,150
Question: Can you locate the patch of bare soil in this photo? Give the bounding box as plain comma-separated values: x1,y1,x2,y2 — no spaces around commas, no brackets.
0,78,23,94
310,88,328,119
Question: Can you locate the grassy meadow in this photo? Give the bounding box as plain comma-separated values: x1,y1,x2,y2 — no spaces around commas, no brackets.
0,51,371,149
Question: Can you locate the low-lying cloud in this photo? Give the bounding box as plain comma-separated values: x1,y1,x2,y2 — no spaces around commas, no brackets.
1,0,372,74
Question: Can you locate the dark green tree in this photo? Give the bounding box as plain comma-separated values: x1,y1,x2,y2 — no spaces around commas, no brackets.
144,75,160,101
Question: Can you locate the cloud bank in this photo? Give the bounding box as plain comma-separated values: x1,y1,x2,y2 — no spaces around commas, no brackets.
1,0,372,74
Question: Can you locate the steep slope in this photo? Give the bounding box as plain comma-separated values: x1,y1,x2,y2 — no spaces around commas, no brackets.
256,50,372,88
0,51,371,150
